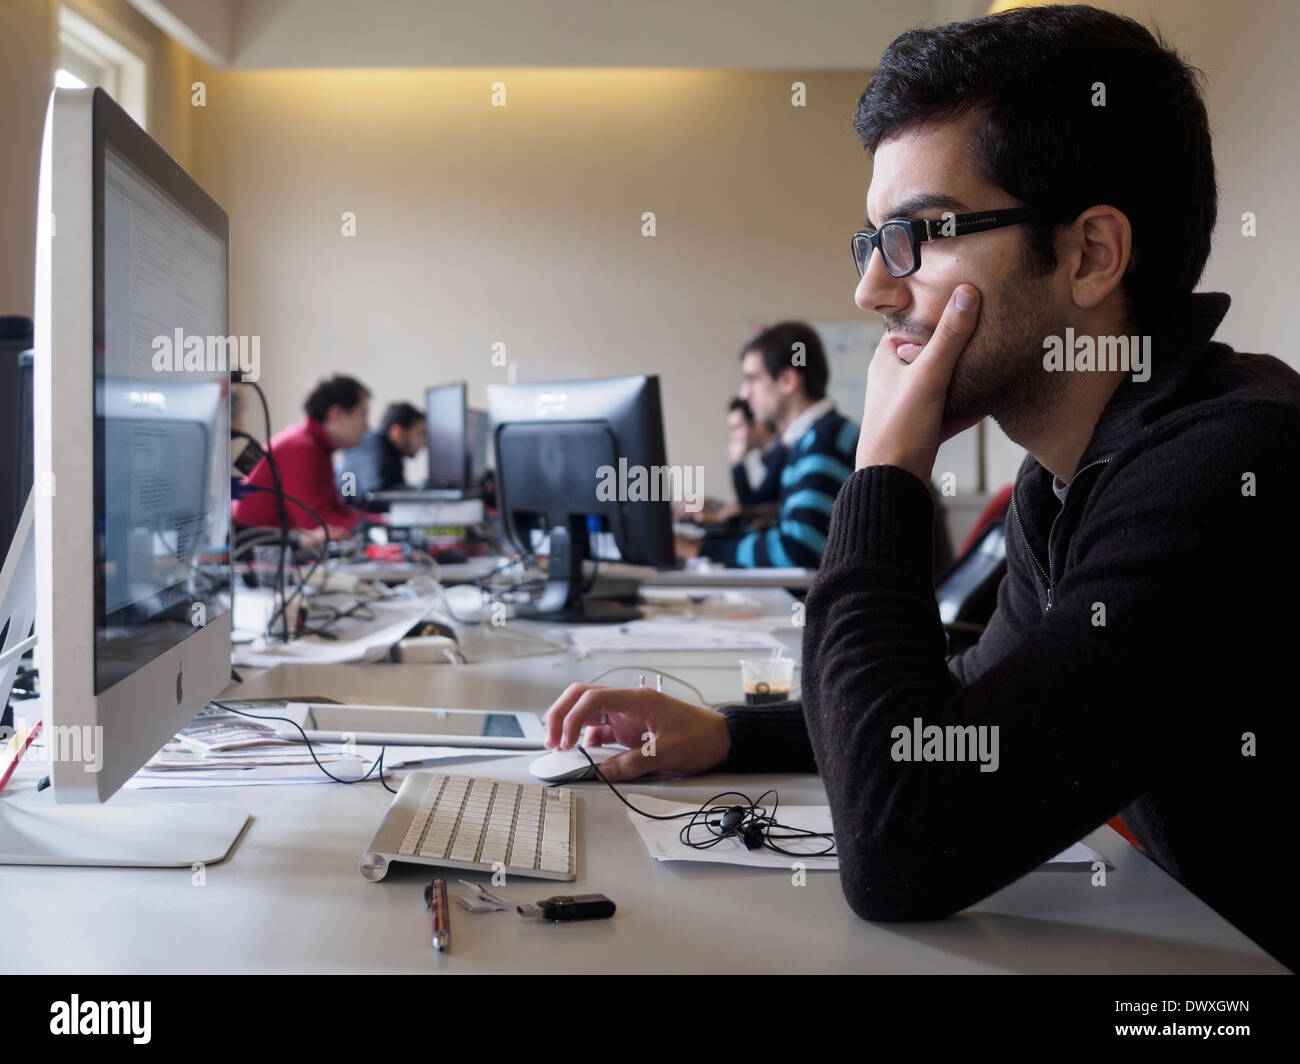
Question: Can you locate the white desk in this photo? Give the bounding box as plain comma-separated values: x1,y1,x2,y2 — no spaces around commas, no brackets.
0,590,1286,973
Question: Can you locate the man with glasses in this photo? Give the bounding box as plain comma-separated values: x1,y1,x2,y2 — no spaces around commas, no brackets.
675,321,858,569
542,5,1299,970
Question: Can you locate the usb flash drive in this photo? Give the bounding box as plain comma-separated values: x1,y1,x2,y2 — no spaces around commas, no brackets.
517,894,617,921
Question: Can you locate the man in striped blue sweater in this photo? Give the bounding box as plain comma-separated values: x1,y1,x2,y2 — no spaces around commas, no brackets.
688,322,859,569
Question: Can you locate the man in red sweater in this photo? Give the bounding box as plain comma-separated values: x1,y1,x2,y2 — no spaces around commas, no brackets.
232,374,374,540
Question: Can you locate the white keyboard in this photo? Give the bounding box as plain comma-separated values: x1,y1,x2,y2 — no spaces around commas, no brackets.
359,771,577,882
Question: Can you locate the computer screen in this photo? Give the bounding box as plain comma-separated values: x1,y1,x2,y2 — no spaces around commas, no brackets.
466,407,490,481
425,382,467,489
23,87,238,817
0,318,34,566
95,142,231,693
487,375,676,621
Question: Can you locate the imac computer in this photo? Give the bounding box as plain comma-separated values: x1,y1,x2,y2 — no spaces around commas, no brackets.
487,375,676,622
0,87,248,865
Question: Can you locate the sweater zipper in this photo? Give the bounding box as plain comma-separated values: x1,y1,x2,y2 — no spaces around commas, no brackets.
1011,457,1111,611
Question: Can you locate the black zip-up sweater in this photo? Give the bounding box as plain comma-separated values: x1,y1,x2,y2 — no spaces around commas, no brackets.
719,293,1299,971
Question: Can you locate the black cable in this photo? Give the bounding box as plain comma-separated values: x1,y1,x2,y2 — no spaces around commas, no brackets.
210,700,396,793
237,485,331,637
242,383,292,642
572,744,835,858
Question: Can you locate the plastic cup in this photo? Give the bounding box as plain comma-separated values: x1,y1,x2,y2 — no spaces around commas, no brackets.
739,657,794,705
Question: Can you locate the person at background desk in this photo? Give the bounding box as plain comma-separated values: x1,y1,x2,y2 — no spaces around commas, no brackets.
676,322,857,568
729,397,784,507
231,373,377,543
677,397,784,525
336,401,428,508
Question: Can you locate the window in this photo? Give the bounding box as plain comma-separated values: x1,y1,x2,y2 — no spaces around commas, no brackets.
56,6,148,129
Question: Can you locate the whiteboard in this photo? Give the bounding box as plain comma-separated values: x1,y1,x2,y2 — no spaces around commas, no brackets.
812,319,979,491
814,319,882,422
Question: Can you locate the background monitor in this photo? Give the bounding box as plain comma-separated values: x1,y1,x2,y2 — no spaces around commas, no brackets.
3,88,248,866
486,374,676,621
0,317,35,567
425,381,468,490
466,407,490,483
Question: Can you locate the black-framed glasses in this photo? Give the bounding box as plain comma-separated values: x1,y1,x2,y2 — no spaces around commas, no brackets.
851,207,1041,279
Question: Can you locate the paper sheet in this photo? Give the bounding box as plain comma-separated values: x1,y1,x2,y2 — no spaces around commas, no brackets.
122,745,508,788
231,594,449,667
567,620,783,653
625,795,1108,872
626,794,839,870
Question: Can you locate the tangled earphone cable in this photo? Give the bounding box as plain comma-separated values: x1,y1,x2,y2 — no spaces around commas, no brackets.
571,743,835,858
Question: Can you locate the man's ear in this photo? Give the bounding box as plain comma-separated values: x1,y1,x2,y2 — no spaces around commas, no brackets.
1066,205,1132,313
776,365,801,396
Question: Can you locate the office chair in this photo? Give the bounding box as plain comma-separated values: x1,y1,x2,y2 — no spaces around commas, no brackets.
935,485,1013,654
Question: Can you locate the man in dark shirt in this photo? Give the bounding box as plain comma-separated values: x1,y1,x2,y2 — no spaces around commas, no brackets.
541,5,1298,971
336,401,428,504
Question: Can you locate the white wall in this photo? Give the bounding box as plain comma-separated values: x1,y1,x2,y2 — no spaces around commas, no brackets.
4,0,1296,503
190,66,885,491
0,0,197,319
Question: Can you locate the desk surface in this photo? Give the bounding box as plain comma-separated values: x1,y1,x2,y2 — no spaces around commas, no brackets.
0,591,1285,973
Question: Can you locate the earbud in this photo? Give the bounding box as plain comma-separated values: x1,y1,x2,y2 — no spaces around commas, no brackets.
718,805,747,834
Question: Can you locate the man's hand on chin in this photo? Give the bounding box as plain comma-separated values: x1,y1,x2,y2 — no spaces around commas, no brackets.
855,284,984,482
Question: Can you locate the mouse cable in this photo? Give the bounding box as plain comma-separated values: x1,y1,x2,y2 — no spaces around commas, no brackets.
209,700,397,793
573,744,834,859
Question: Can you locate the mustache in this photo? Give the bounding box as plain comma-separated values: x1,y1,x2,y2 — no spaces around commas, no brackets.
883,316,934,344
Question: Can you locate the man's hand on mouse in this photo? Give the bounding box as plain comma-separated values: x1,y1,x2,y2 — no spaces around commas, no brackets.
542,685,730,782
855,283,985,480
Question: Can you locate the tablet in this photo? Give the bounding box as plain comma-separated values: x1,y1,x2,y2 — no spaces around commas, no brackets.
275,703,545,749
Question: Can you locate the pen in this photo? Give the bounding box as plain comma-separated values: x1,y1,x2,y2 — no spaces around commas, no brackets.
0,720,42,796
425,877,450,953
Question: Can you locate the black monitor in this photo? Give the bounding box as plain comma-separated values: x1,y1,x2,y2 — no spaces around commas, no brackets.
425,382,468,490
0,317,35,565
487,374,676,622
466,407,490,482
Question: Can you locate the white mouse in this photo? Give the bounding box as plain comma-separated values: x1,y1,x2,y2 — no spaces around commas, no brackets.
528,745,623,784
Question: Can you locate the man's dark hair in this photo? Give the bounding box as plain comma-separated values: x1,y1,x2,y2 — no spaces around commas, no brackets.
729,396,754,422
853,4,1216,329
304,375,369,422
381,401,425,434
741,322,829,402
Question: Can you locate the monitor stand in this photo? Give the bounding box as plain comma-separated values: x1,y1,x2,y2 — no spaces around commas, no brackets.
0,490,251,867
0,792,250,867
526,523,641,624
